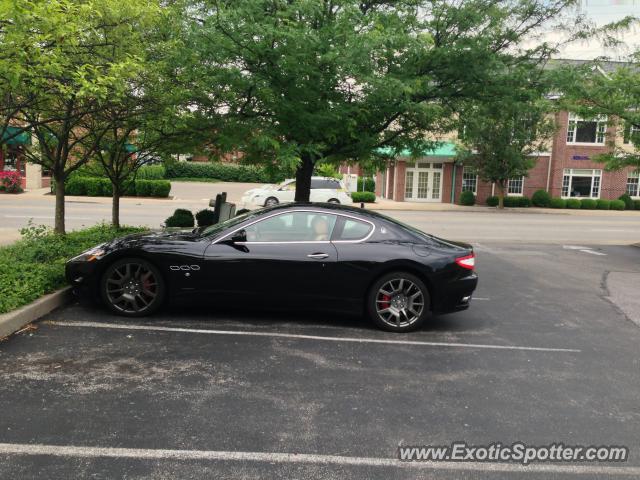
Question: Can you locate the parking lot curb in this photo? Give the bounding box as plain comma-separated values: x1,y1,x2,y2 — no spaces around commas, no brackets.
0,287,72,339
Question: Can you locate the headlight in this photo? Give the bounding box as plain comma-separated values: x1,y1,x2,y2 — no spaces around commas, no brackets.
70,244,107,262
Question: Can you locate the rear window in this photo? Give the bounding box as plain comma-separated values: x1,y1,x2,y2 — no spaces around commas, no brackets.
334,218,372,241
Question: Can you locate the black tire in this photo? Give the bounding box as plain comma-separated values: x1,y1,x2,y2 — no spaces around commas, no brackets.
100,257,165,317
366,271,430,332
327,198,340,204
264,197,279,207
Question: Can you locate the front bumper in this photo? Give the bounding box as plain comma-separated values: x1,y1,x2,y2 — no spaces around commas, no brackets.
65,260,101,300
433,272,478,314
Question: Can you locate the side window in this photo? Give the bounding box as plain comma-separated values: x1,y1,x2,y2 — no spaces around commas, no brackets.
334,218,373,241
280,181,296,191
310,179,321,189
244,212,337,242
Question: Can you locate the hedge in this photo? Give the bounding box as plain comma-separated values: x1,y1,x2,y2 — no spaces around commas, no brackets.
580,198,597,210
165,208,195,228
634,200,640,211
137,165,166,180
503,196,530,207
550,198,566,209
61,176,170,197
610,199,626,211
596,199,610,210
566,198,581,209
195,209,216,227
486,196,499,207
459,190,475,206
351,191,376,203
531,189,551,207
0,224,146,314
165,161,287,183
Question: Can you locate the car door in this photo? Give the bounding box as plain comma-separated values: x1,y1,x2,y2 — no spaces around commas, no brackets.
202,210,338,306
276,180,296,203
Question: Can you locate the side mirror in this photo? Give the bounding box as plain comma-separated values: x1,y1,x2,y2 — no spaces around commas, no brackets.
230,229,247,243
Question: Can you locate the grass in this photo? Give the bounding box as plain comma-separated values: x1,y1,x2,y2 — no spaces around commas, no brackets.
169,177,221,183
0,223,147,314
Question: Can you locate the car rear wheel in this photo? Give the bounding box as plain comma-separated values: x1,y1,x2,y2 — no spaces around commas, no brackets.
367,272,430,332
100,258,165,317
327,198,340,204
264,197,279,207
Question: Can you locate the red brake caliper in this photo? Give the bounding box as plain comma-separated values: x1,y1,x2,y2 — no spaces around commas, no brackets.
380,294,391,309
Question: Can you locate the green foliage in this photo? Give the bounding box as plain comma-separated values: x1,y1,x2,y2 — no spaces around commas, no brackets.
580,199,597,209
618,193,634,210
134,179,171,197
351,191,376,203
0,224,146,314
137,165,166,180
459,190,476,206
314,164,341,179
165,209,194,228
531,189,552,208
550,198,566,209
85,178,113,197
503,196,530,207
566,199,581,209
596,199,610,210
486,196,499,207
634,200,640,211
357,178,376,193
165,162,285,183
195,209,216,227
610,199,626,211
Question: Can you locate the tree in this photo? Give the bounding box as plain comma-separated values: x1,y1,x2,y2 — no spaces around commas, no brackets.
456,66,557,209
0,0,159,233
179,0,577,201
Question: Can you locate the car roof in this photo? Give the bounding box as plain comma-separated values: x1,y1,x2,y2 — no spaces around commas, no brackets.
256,202,385,221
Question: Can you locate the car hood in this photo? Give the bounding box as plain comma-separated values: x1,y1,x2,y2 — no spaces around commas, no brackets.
244,184,276,195
106,229,201,249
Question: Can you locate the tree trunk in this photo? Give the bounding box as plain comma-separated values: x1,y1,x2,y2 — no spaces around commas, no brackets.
294,154,314,202
54,175,66,234
497,182,505,209
112,187,120,229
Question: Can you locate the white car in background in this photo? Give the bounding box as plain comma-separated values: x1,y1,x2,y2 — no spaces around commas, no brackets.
241,177,352,208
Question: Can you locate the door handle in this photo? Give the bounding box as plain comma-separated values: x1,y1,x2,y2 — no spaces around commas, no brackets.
307,253,329,259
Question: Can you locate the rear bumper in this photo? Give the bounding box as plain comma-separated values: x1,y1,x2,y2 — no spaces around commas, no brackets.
433,272,478,314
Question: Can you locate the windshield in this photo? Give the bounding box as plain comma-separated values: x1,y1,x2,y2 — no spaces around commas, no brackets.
199,209,268,238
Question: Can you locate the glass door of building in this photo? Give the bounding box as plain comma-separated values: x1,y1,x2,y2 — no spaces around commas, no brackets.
404,162,443,202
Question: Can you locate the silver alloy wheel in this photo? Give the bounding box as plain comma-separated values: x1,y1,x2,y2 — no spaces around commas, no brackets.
105,262,158,314
264,197,278,207
375,277,424,328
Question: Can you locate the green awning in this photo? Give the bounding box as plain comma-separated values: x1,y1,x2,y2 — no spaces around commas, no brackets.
377,141,456,158
1,126,31,146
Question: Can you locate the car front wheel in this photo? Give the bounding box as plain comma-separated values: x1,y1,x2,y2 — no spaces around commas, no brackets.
327,198,340,204
100,258,165,317
367,272,430,332
264,197,279,207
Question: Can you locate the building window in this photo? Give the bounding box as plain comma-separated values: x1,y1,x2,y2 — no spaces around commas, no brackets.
561,169,602,198
507,177,524,195
566,113,607,144
627,171,639,197
461,168,478,194
404,171,414,198
623,122,639,145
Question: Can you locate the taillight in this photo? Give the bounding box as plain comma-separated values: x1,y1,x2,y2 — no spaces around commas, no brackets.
455,253,475,270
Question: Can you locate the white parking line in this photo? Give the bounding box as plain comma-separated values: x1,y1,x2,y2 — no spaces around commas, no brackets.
579,249,607,256
45,321,581,353
0,443,638,476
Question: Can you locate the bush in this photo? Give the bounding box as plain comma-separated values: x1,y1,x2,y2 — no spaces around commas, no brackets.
550,198,566,209
634,200,640,211
531,189,551,208
618,193,634,210
0,224,146,314
165,209,194,228
357,177,376,192
486,196,499,207
610,199,626,211
459,190,475,206
351,191,376,203
84,177,112,196
580,199,597,209
137,165,166,180
65,176,87,196
503,196,530,207
596,199,610,210
566,198,581,209
134,179,171,197
314,163,340,179
165,161,287,183
195,209,216,227
0,171,23,193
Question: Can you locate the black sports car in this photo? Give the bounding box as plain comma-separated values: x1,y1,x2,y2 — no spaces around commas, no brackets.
66,203,478,332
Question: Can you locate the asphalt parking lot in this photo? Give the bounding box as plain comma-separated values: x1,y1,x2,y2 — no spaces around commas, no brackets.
1,242,640,479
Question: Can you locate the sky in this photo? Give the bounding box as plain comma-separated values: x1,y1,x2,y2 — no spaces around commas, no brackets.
555,0,640,59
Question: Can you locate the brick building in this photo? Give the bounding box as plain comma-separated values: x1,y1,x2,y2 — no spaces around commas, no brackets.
368,108,639,205
0,126,50,190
